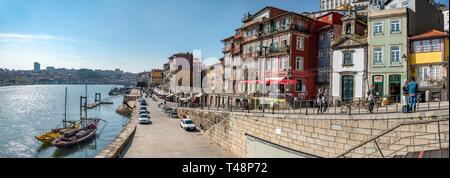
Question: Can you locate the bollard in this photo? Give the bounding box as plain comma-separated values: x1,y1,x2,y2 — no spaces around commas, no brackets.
272,106,275,114
348,104,351,115
299,101,302,114
306,103,308,115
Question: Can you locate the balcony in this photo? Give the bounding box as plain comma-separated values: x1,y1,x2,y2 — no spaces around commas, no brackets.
222,46,232,53
267,46,290,56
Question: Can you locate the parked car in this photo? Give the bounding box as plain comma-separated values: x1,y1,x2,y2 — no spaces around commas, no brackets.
138,114,151,124
140,106,147,111
164,108,173,114
169,110,178,118
140,101,147,106
180,119,196,131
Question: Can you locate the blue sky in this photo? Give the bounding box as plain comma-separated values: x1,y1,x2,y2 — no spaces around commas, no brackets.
0,0,448,73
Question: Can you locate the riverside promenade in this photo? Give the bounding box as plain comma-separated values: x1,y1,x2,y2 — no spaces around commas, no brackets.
123,97,233,158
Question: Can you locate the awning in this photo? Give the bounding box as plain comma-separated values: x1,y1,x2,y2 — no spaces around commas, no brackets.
265,77,298,85
195,93,203,97
180,97,191,101
241,80,263,84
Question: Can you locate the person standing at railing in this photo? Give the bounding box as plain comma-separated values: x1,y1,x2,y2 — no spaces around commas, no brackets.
316,89,323,114
402,80,410,113
367,85,375,113
407,77,419,112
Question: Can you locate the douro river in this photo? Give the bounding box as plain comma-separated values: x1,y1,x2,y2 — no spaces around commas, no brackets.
0,85,129,158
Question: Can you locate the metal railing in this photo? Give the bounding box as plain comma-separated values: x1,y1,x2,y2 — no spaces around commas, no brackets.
171,95,448,116
337,117,449,158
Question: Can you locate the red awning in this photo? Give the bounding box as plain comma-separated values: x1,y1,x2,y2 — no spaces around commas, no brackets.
265,77,298,85
241,80,263,84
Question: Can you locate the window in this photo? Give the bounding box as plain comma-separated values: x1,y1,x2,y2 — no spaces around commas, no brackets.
422,40,431,52
281,36,288,49
431,66,441,79
319,50,324,61
374,22,383,35
272,58,278,71
281,57,287,71
374,48,383,65
275,21,280,31
390,46,400,65
273,39,279,50
296,36,304,50
418,66,430,80
432,39,441,51
413,41,421,53
296,79,304,92
320,34,324,41
391,20,400,33
346,23,352,34
296,56,304,71
343,52,353,65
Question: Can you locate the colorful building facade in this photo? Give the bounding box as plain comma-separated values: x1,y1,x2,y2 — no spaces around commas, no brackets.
409,30,449,101
331,12,369,102
368,0,444,102
316,12,344,94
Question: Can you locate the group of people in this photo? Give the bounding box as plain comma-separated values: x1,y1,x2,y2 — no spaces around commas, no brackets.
403,77,419,113
367,77,419,113
316,88,329,114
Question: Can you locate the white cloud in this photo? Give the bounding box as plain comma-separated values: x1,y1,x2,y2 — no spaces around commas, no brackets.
0,33,74,42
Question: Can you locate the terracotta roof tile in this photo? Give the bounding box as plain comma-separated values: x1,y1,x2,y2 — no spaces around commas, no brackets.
409,30,448,40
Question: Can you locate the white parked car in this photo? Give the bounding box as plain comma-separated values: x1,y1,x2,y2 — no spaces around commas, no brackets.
180,119,196,131
138,114,151,124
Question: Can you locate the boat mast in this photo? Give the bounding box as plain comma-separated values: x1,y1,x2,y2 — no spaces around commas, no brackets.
85,84,88,119
64,87,68,128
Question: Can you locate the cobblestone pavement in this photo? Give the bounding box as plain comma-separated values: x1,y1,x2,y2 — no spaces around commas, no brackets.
124,98,233,158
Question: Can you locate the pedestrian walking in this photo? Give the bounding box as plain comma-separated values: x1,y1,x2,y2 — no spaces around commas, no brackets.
407,77,419,112
322,89,328,113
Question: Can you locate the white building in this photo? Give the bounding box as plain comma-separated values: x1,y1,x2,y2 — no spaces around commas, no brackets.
331,13,368,102
321,0,386,11
444,10,449,32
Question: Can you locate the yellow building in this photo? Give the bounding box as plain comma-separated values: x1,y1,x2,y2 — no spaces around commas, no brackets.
409,30,449,101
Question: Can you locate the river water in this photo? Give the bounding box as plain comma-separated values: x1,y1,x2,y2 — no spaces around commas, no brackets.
0,85,129,158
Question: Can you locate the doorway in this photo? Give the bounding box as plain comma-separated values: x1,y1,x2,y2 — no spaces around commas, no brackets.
342,75,354,102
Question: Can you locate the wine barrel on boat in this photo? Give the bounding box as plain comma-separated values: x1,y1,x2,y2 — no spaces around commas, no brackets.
51,119,100,148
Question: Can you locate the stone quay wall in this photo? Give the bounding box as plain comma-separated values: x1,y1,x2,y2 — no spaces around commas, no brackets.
179,108,449,158
96,90,140,158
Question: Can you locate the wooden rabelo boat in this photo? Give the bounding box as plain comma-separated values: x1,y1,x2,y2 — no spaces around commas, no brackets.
35,87,81,144
51,119,100,148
